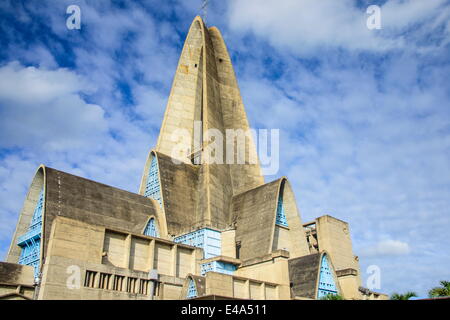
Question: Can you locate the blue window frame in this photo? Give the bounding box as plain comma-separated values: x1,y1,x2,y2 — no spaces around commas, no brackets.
144,218,159,237
144,156,162,207
174,228,221,259
276,188,289,227
187,278,197,299
18,188,44,278
317,254,338,298
200,261,236,276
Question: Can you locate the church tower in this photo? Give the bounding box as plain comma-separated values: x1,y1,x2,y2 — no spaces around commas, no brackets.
138,16,265,234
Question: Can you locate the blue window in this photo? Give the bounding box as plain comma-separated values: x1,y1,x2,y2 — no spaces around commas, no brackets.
174,228,221,259
200,261,236,276
18,188,44,278
144,156,162,207
144,218,159,237
276,188,289,227
317,254,338,298
187,278,197,299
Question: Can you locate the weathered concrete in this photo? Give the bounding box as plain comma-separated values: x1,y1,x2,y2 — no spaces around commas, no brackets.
3,15,383,300
0,262,35,300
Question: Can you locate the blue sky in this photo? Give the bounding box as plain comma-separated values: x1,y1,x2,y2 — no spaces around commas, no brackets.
0,0,449,297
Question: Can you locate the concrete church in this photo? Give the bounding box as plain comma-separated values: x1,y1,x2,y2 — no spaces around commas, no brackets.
0,16,386,300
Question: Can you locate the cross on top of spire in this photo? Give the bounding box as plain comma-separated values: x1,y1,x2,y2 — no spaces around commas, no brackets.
201,0,209,25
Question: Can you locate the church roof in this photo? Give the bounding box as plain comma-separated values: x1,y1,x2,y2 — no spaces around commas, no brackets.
152,151,200,235
232,178,282,261
41,166,162,258
288,253,322,299
288,252,342,299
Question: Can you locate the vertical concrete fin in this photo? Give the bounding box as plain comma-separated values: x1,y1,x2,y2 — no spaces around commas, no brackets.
156,16,207,163
208,26,264,195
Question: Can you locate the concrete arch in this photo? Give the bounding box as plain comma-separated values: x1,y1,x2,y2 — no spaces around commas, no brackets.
270,178,310,258
8,164,165,269
180,274,205,299
139,150,169,237
6,165,46,266
314,251,342,298
138,149,164,204
141,212,169,240
139,149,202,236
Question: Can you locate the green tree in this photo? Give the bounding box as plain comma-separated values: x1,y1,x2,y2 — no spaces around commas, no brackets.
390,291,417,300
428,281,450,298
320,293,344,300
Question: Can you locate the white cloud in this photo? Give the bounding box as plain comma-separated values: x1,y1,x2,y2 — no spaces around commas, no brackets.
361,240,411,257
228,0,449,54
0,61,107,152
381,0,449,31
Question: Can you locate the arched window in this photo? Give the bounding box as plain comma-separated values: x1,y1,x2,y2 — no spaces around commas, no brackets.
187,277,197,299
144,156,162,207
275,183,289,227
317,254,338,298
18,188,44,278
144,218,159,237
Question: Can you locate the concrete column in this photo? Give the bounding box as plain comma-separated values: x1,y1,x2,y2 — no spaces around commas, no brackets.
124,235,132,269
245,279,250,299
171,244,178,277
94,271,100,288
261,283,266,300
148,239,155,270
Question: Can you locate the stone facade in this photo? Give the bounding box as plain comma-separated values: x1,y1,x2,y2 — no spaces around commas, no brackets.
0,16,387,300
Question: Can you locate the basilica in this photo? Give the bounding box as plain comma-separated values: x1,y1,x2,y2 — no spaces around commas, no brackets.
0,16,386,300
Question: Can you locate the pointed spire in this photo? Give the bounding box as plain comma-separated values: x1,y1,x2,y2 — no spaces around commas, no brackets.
144,17,265,230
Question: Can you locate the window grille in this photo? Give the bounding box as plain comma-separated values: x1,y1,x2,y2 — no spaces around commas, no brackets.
200,261,236,276
84,271,97,288
144,218,159,237
113,275,125,291
275,188,289,227
139,279,150,295
99,273,112,290
144,156,162,207
18,188,44,278
187,278,197,299
127,277,138,293
317,254,338,298
174,228,221,259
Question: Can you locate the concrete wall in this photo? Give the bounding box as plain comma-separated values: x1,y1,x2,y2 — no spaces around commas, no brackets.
315,215,362,299
180,272,285,300
205,272,285,300
0,262,35,300
234,251,291,299
221,229,236,258
272,226,291,252
38,216,202,300
0,285,34,299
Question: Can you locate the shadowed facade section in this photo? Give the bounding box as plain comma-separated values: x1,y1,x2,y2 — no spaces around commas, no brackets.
288,252,341,299
139,151,200,236
231,179,280,261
